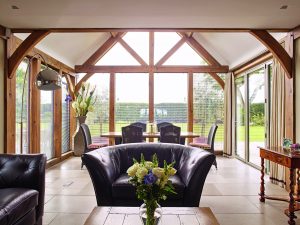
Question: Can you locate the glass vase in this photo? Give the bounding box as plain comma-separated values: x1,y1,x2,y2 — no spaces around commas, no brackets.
139,202,162,225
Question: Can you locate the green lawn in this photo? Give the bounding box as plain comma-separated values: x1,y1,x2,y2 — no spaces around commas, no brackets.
237,126,265,142
88,122,265,143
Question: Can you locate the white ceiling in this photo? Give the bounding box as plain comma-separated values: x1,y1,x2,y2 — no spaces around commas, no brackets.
5,0,296,69
16,32,286,69
0,0,299,29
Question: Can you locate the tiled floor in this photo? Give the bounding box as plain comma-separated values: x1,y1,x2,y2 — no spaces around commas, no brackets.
44,156,300,225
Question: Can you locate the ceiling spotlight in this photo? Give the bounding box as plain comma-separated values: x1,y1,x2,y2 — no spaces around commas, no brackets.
280,5,288,9
11,5,19,9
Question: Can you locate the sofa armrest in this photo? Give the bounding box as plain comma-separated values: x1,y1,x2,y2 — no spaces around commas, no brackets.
82,148,120,206
178,148,215,206
0,154,46,223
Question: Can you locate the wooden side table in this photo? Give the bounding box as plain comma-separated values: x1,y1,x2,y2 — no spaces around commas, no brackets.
259,146,300,225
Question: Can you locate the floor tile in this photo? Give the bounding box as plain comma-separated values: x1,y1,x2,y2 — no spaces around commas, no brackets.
200,196,260,214
45,156,292,225
44,196,96,213
48,213,89,225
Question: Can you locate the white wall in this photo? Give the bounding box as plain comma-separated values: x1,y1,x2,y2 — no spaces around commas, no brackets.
296,39,300,143
0,39,4,153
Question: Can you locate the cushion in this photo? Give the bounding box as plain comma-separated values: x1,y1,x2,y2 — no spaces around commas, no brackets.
189,143,210,149
0,188,38,225
112,174,185,200
88,143,108,149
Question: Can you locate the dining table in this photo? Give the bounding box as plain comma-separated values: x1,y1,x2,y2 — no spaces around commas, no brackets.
101,131,199,145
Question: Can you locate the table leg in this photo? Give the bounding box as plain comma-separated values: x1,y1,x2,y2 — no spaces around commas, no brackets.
288,168,296,225
260,157,265,202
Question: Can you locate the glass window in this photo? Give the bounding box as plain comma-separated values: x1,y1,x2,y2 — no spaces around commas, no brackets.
40,66,54,160
154,73,188,132
154,32,181,64
96,43,140,66
15,59,29,154
61,77,70,153
248,68,265,166
85,74,110,137
164,43,207,65
193,73,224,150
115,73,149,131
235,76,246,160
123,32,149,64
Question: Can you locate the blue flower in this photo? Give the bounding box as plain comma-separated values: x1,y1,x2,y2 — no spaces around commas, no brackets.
65,94,72,102
144,172,157,185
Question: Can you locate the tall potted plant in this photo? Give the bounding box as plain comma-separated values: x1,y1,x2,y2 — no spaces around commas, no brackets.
71,82,97,156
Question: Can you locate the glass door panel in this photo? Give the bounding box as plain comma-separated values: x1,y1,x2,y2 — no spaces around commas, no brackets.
235,77,246,160
248,68,265,166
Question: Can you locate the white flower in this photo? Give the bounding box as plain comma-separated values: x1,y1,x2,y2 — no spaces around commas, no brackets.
88,105,94,112
152,167,165,178
71,101,78,109
144,161,153,170
136,166,148,181
79,101,87,109
127,163,139,177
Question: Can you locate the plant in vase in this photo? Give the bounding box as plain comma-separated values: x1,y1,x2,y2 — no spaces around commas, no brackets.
71,82,97,118
71,82,97,156
127,154,177,225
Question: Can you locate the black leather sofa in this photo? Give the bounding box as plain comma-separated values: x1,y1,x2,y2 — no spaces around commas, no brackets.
0,154,46,225
82,143,215,207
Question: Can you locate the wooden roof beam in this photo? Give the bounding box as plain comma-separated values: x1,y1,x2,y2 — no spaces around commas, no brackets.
74,73,94,94
181,32,221,66
119,38,147,66
250,30,293,79
149,32,154,66
209,72,225,89
155,37,187,66
180,32,225,89
11,28,291,33
0,25,7,39
82,32,125,66
65,74,76,99
74,65,229,73
8,30,50,79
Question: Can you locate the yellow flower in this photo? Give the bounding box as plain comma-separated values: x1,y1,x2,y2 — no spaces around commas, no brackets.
136,166,148,181
127,163,139,177
168,168,177,176
152,167,165,178
160,175,168,188
144,161,153,170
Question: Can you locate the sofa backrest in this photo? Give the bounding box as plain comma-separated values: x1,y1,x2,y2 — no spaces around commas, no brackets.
114,143,185,173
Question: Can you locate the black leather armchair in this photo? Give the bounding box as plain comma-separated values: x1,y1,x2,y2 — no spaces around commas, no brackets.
82,143,215,207
0,154,46,225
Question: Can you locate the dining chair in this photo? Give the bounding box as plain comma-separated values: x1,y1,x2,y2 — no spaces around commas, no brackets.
80,123,108,169
159,124,181,144
130,122,147,141
121,125,144,143
130,122,147,132
157,122,185,145
189,124,218,169
157,122,173,132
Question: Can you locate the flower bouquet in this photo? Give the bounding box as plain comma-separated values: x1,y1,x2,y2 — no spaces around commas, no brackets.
71,82,97,117
127,154,177,225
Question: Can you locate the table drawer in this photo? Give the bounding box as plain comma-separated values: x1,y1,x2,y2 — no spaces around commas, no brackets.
261,152,290,167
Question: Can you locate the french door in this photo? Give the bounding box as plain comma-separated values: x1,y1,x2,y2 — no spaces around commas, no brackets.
235,63,271,168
